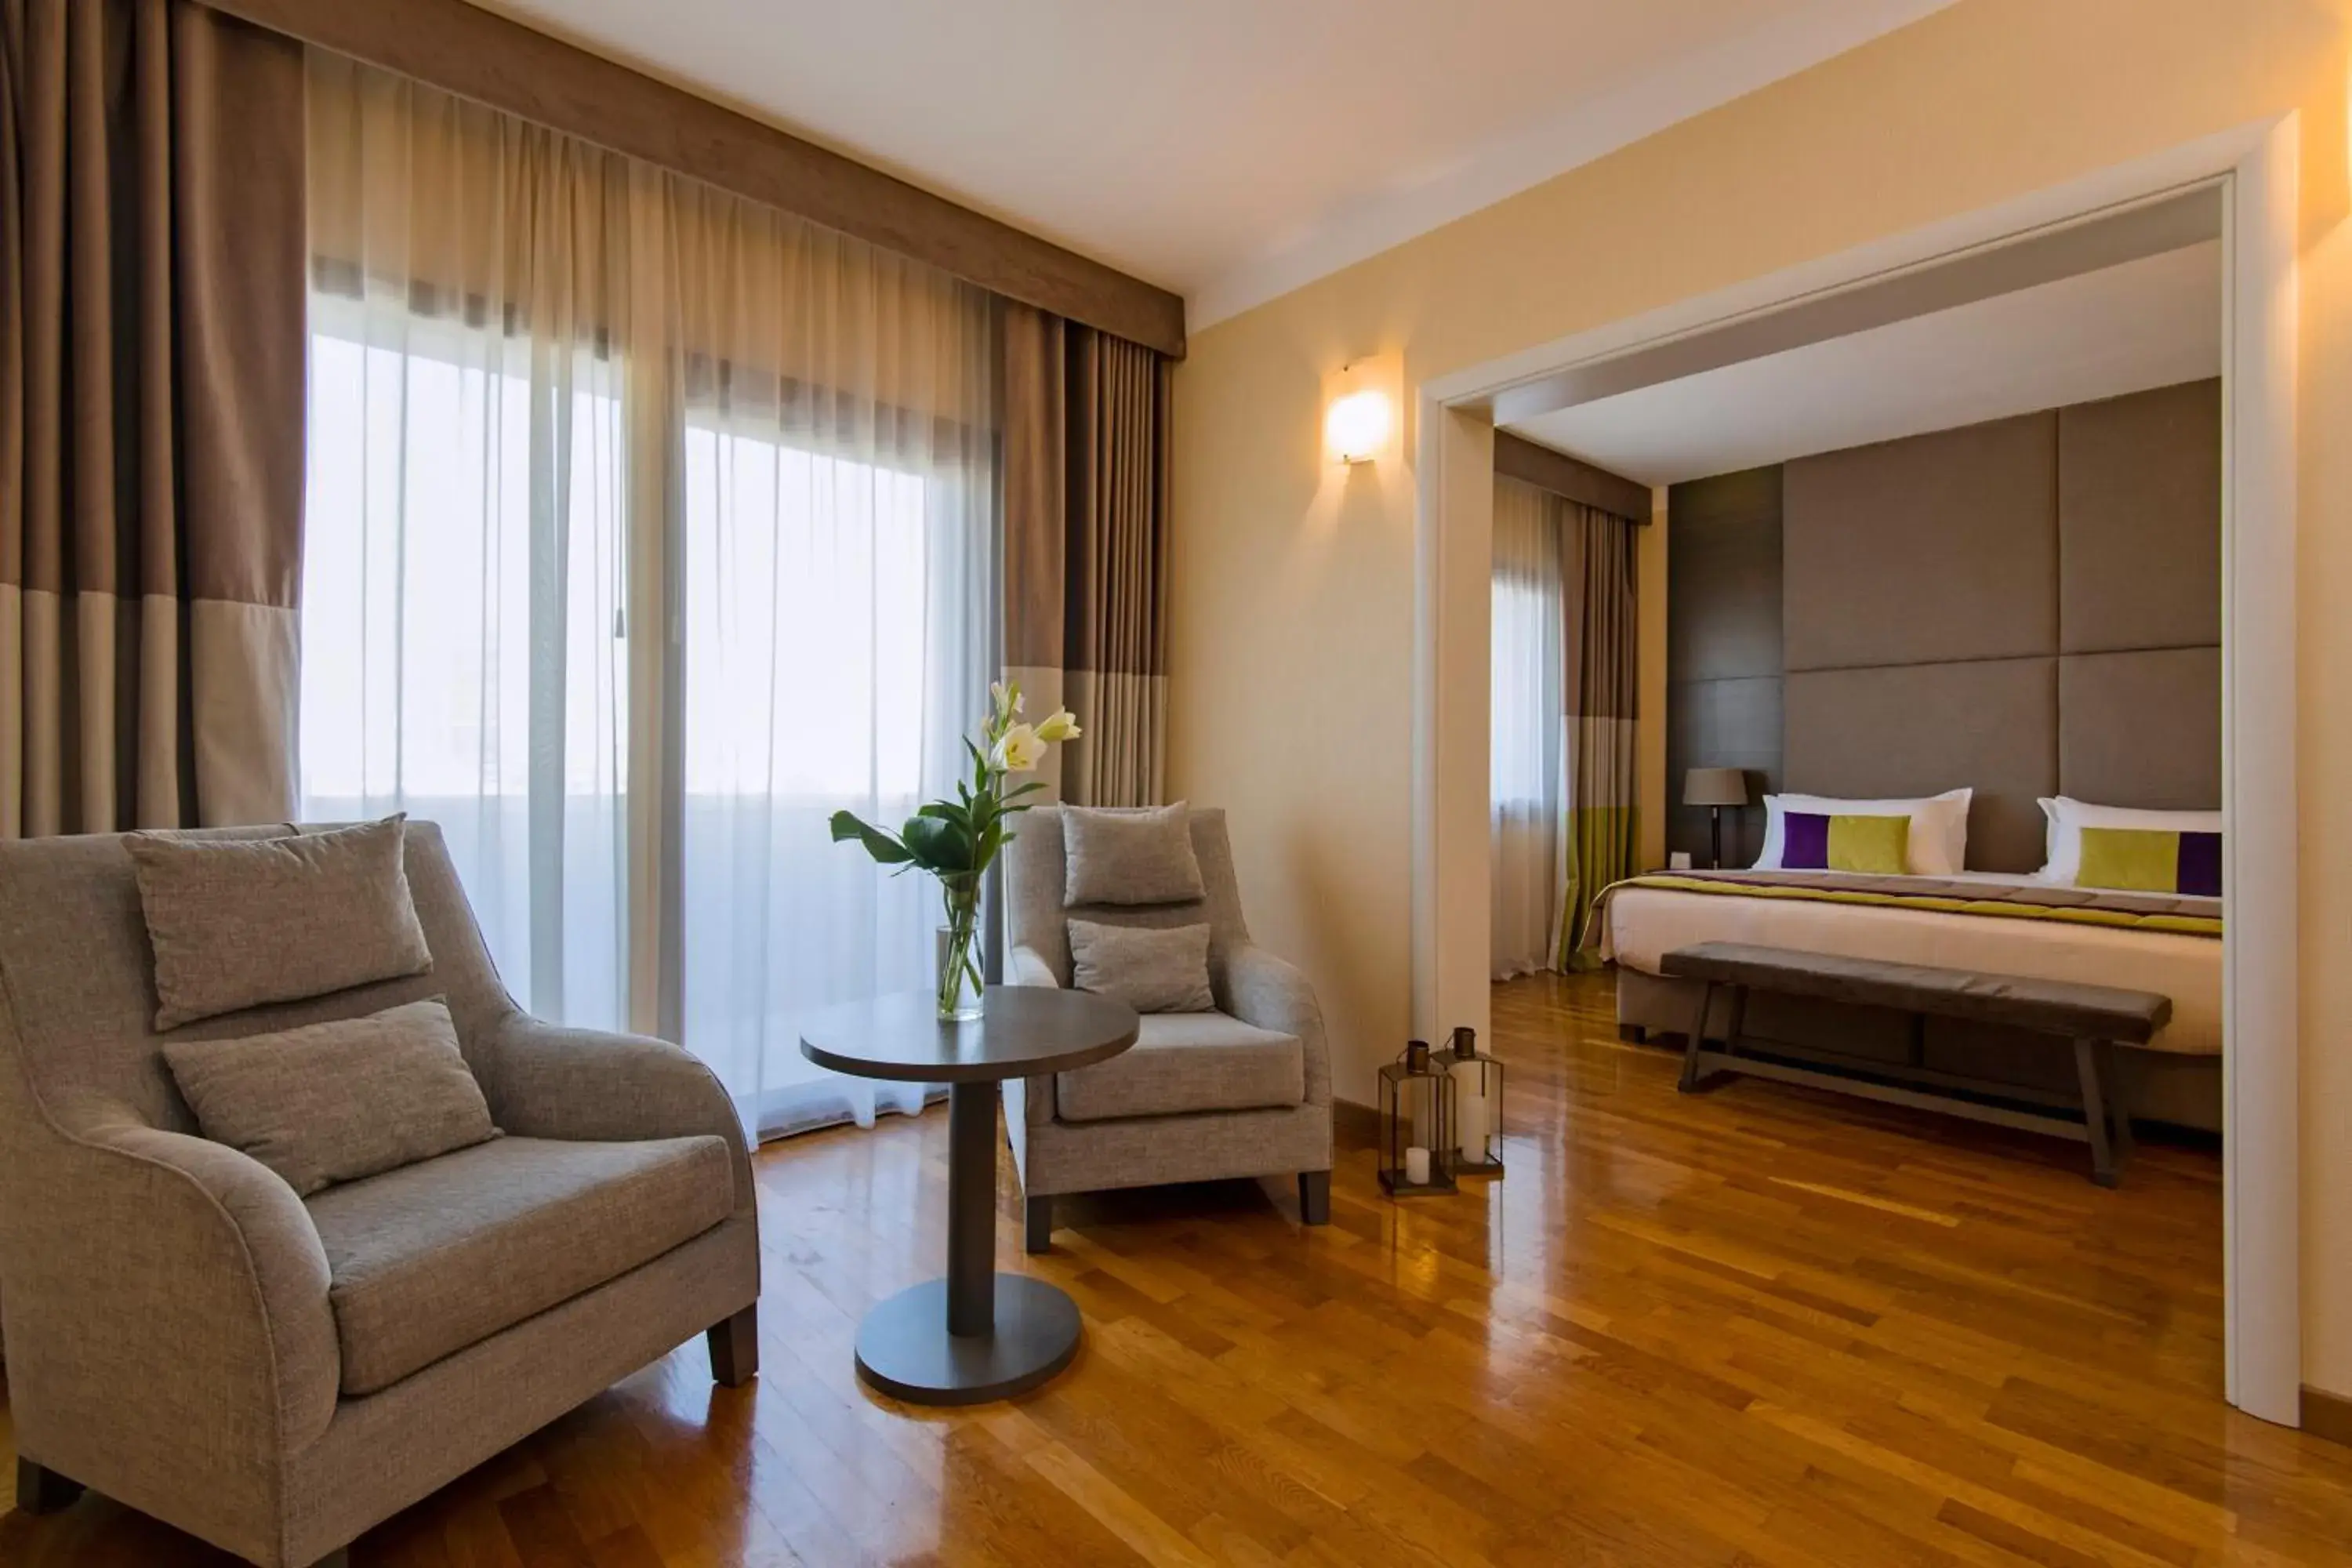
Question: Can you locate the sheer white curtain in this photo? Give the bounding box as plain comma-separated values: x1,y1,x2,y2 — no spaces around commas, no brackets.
664,183,995,1138
299,57,632,1030
1491,475,1565,980
298,53,993,1139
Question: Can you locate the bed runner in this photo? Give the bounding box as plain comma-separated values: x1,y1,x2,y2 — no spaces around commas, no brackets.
1585,869,2222,956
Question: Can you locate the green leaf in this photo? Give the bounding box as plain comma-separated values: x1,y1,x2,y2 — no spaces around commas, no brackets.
829,811,914,865
902,812,975,873
918,800,973,828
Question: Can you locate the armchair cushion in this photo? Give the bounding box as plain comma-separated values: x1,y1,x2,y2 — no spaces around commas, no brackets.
1062,802,1207,906
162,997,499,1196
129,815,432,1029
1056,1011,1303,1123
1068,918,1216,1014
306,1134,733,1396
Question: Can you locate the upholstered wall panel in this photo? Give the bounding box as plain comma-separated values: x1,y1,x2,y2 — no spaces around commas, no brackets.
2059,379,2222,654
1782,412,2058,672
1784,659,2057,873
1667,376,2217,873
2059,646,2222,809
1666,467,1782,862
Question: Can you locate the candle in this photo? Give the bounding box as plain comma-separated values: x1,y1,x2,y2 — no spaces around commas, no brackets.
1454,1067,1489,1161
1404,1145,1432,1185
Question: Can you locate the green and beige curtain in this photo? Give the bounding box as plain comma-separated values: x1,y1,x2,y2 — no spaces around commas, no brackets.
1002,301,1171,808
1557,496,1640,970
1490,474,1640,975
0,0,307,837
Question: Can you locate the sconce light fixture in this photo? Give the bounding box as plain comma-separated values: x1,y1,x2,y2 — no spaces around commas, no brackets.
1326,364,1393,466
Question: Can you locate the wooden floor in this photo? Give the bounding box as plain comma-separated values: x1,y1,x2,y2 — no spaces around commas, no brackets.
8,970,2352,1566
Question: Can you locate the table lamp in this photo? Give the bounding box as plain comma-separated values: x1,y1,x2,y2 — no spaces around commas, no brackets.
1684,767,1749,869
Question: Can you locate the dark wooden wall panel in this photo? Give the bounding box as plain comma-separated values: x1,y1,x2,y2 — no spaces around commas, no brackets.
1666,467,1782,865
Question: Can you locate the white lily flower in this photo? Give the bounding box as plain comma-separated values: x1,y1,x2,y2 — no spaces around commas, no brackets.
991,722,1045,773
1035,709,1081,742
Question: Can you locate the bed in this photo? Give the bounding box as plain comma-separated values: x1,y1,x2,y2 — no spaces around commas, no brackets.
1632,387,2227,1131
1600,869,2223,1131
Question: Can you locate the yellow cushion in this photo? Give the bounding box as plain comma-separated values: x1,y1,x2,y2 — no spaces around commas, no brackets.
2077,826,2179,892
1827,813,1909,874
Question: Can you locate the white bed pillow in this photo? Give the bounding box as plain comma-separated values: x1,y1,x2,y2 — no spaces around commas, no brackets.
1753,788,1971,877
2036,797,2222,884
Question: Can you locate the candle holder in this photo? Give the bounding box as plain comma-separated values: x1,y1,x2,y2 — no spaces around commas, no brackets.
1377,1040,1457,1198
1446,1025,1505,1177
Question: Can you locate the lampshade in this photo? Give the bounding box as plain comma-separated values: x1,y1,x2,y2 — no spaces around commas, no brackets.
1684,767,1749,808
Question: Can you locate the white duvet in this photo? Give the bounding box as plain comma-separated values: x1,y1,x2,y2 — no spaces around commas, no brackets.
1600,869,2221,1055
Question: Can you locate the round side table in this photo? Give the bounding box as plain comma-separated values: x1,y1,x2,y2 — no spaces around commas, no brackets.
800,985,1137,1405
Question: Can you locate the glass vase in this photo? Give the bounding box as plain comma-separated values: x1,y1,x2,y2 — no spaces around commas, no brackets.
935,873,984,1021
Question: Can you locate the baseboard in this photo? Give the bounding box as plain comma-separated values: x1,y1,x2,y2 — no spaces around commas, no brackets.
2303,1385,2352,1448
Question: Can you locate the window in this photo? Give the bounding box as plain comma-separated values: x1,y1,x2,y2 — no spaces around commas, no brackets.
299,314,630,1029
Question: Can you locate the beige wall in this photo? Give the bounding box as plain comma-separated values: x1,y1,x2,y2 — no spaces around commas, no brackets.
1166,0,2352,1396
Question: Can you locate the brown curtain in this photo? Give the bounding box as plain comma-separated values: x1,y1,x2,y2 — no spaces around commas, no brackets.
1001,300,1171,807
0,0,305,837
1557,501,1641,969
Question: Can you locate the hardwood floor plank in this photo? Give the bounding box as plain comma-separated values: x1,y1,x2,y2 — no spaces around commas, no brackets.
7,970,2352,1565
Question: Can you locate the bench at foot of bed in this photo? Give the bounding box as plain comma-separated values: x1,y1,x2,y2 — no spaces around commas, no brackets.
1658,942,2172,1188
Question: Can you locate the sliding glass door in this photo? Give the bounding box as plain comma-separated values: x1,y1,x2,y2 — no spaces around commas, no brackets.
299,310,631,1031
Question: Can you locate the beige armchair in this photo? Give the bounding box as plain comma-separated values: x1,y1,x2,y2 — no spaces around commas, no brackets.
0,824,759,1568
1004,806,1333,1248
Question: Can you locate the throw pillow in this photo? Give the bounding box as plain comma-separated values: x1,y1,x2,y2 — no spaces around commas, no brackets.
129,815,434,1030
1780,811,1911,874
1066,919,1216,1014
1062,802,1207,907
162,997,499,1196
2077,826,2223,896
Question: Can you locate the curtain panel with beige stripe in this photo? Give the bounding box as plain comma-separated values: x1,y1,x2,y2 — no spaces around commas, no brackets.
1557,497,1641,971
0,0,307,837
1489,474,1642,975
1002,301,1171,808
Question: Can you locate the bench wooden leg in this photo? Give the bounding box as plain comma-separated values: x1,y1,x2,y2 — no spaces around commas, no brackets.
2103,1041,2136,1165
2074,1037,2118,1188
1678,982,1719,1093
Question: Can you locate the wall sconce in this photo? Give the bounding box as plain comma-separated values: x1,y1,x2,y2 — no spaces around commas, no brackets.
1326,361,1394,466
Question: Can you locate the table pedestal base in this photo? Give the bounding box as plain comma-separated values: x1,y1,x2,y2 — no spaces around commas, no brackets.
854,1274,1080,1406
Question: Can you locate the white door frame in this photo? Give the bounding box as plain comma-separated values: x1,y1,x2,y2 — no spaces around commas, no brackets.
1410,118,2301,1425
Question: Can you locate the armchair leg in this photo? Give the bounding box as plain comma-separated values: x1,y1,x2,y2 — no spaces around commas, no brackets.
1025,1194,1054,1254
16,1457,83,1515
706,1304,759,1388
1298,1170,1331,1225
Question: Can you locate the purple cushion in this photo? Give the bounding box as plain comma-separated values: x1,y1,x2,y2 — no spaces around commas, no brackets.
2176,830,2222,897
1781,811,1831,869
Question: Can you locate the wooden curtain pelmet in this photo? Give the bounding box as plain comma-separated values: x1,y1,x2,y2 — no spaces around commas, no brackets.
199,0,1185,358
1494,430,1651,524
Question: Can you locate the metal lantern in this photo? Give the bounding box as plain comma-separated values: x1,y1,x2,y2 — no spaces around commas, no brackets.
1377,1039,1457,1197
1446,1025,1505,1177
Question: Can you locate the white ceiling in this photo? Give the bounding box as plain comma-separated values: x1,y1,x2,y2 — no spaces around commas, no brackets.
1504,240,2223,486
475,0,1955,326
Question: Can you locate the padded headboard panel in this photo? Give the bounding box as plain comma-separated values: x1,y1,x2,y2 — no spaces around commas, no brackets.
1784,659,2057,875
1778,378,2219,873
